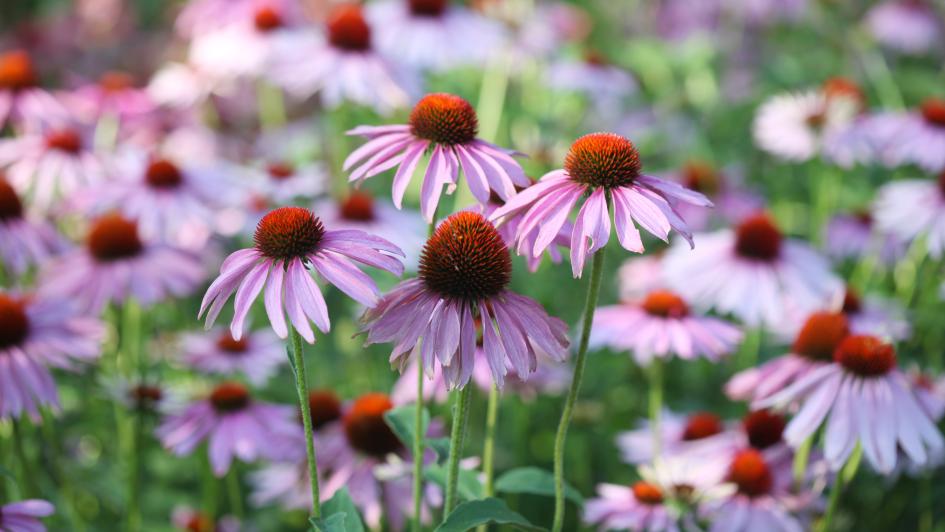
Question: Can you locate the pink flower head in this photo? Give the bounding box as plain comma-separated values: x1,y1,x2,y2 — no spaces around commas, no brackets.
181,327,286,387
617,410,740,466
0,499,55,531
592,289,743,365
361,212,569,389
839,286,911,341
477,188,569,273
878,99,945,172
0,291,105,420
824,210,905,266
584,481,680,532
492,132,712,277
667,161,764,232
200,206,405,343
758,335,945,473
910,369,945,422
175,0,298,38
866,0,941,55
0,176,64,275
158,381,299,476
345,93,529,222
546,51,638,112
665,213,841,327
617,255,668,302
874,172,945,258
248,159,328,205
0,50,67,128
64,70,155,124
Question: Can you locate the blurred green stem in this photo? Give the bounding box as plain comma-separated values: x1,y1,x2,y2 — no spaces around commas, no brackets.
647,359,663,457
290,326,322,517
411,360,424,532
482,385,500,497
39,409,85,531
123,301,144,532
552,248,606,532
819,444,862,532
793,433,813,489
443,384,473,520
226,467,244,520
11,419,37,497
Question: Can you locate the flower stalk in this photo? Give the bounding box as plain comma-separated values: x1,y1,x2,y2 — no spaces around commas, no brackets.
290,326,322,517
442,384,473,520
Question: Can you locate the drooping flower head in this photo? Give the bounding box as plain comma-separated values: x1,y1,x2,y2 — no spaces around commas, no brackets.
345,93,529,222
874,171,945,258
865,0,941,55
200,206,404,343
181,328,286,387
839,286,911,341
0,499,55,531
0,175,63,275
362,212,568,389
492,132,712,277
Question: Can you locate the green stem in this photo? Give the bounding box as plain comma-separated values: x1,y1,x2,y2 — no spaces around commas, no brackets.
482,385,500,498
127,413,143,532
411,362,425,532
123,301,144,532
226,467,245,520
290,326,322,517
39,410,85,531
819,444,862,532
201,453,219,520
442,385,473,520
552,249,606,532
793,433,814,489
11,419,37,497
647,359,663,457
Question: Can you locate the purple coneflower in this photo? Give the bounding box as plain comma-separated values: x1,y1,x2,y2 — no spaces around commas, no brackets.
157,381,299,476
879,99,945,172
0,176,63,275
667,161,764,232
865,0,941,55
199,206,404,343
64,71,155,125
584,481,680,532
477,187,569,273
248,159,327,205
174,0,295,38
0,291,105,420
758,335,945,473
824,210,905,266
617,411,739,466
0,50,65,128
664,213,841,327
345,93,529,222
616,255,668,302
546,51,638,112
492,132,711,277
839,287,911,341
181,328,286,386
361,211,569,389
0,499,55,531
874,171,945,258
41,214,205,313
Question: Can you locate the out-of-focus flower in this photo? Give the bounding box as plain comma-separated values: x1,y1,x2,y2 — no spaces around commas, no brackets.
664,161,763,232
617,410,740,466
655,0,721,42
0,291,105,420
583,481,681,532
665,213,841,327
158,381,299,476
0,50,66,128
200,206,404,343
146,62,218,110
247,159,327,205
511,2,591,59
724,0,807,25
493,133,711,277
175,0,298,38
591,289,743,364
546,51,637,112
759,335,944,473
0,499,55,531
824,210,905,266
171,505,240,532
0,176,64,275
180,328,286,386
865,0,941,55
64,71,155,125
40,214,205,313
871,99,945,172
874,172,945,258
839,287,911,341
617,255,668,302
346,93,528,222
102,377,180,415
361,212,569,389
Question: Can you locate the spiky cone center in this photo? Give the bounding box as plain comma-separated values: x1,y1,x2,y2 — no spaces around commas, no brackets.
209,382,251,413
130,384,164,410
307,390,342,429
409,93,479,145
728,449,772,497
45,128,83,154
0,294,30,350
565,132,641,189
327,5,371,51
343,393,402,457
792,312,850,362
835,335,896,377
409,0,447,16
419,212,511,300
921,98,945,128
87,214,145,262
841,287,862,315
99,70,135,92
254,207,325,260
0,50,37,90
267,162,295,181
681,160,721,196
681,412,723,441
216,332,249,355
822,77,865,110
254,6,284,32
145,158,184,189
734,214,783,261
631,481,664,505
0,178,24,221
742,410,786,450
641,290,689,318
339,191,376,221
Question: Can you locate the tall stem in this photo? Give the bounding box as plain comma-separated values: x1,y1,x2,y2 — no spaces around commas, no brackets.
647,359,663,457
442,385,473,520
482,385,500,497
123,302,144,532
11,419,37,497
819,443,862,532
552,249,606,532
411,362,425,532
290,326,321,517
226,467,245,519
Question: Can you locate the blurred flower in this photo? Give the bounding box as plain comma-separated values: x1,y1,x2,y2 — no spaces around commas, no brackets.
910,369,945,422
493,133,711,277
839,287,911,341
511,2,591,59
617,410,740,466
584,481,680,532
546,51,637,112
200,206,404,343
871,99,945,172
158,381,299,476
0,499,55,531
725,0,807,26
0,50,66,128
758,335,944,473
63,71,155,125
102,376,180,415
146,62,218,110
476,188,569,273
0,176,65,275
365,0,506,71
175,0,298,38
171,505,240,532
0,291,105,420
665,213,841,327
361,212,569,389
40,214,205,313
824,211,905,266
345,92,528,222
248,159,327,205
664,161,764,232
180,327,286,386
865,0,941,55
591,289,743,364
874,172,945,258
656,0,721,42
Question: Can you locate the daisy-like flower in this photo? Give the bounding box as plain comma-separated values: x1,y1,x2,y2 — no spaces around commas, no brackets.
199,206,404,343
591,289,743,365
361,212,569,389
839,287,911,341
824,210,905,266
865,0,941,55
158,381,299,476
726,311,850,402
0,176,63,275
180,328,285,386
584,481,680,532
0,50,66,128
664,213,841,327
477,186,570,273
269,4,417,115
0,291,105,420
0,499,55,531
366,0,505,71
345,92,529,222
64,71,155,125
174,0,296,38
874,172,945,258
758,335,945,473
752,78,863,162
102,377,180,416
878,99,945,172
0,120,106,211
546,51,638,112
617,255,668,302
617,411,740,465
910,370,945,422
40,214,205,313
247,159,327,206
492,132,712,277
667,161,764,232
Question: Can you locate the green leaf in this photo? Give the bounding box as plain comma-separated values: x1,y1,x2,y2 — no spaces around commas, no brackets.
425,437,451,462
435,498,545,532
310,513,347,532
384,405,429,450
321,488,365,532
495,467,583,505
424,464,483,502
